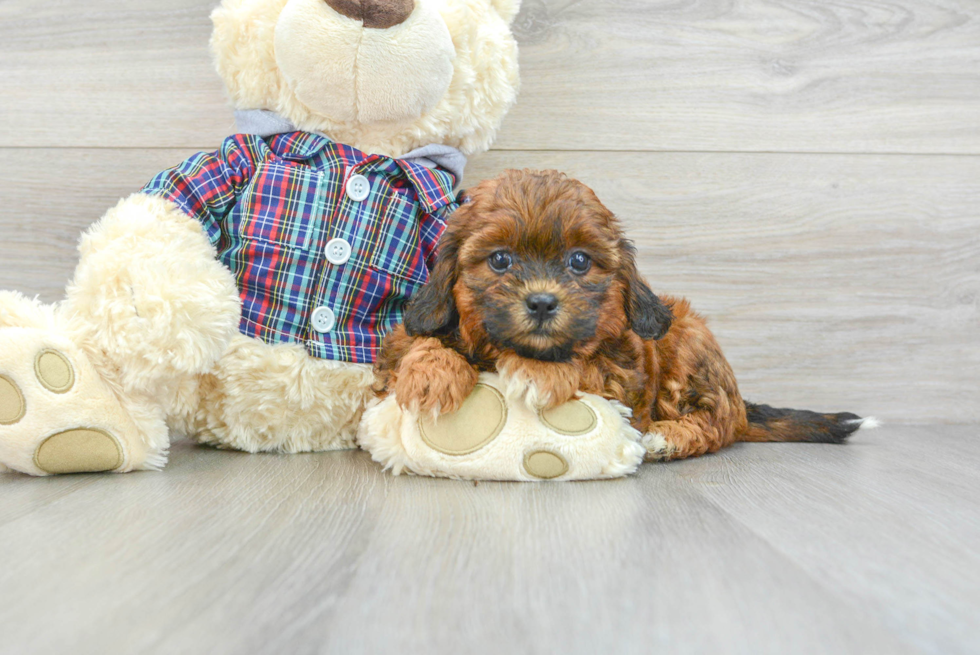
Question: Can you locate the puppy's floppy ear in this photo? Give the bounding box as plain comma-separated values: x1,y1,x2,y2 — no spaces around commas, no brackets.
619,241,673,340
403,228,461,337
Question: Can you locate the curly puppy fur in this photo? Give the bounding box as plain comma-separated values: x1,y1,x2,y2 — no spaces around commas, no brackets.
375,169,870,460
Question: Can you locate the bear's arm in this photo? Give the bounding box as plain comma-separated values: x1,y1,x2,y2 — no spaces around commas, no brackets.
140,135,259,247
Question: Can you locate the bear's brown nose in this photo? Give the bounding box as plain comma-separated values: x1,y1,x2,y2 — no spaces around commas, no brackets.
324,0,415,28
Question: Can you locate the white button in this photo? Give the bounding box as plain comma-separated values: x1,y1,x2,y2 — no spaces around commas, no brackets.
310,306,336,333
346,174,371,202
325,238,352,265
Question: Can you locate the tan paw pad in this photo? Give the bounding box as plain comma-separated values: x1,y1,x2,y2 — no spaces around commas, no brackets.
0,375,26,425
523,450,569,480
419,383,507,455
540,400,597,436
34,428,123,474
34,349,75,394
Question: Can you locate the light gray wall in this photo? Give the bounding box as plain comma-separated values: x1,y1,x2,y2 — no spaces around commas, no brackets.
1,0,977,422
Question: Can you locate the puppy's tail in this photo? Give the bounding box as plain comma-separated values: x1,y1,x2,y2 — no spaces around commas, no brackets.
740,402,879,444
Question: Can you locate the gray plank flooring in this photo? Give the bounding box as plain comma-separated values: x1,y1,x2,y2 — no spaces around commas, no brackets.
0,425,977,655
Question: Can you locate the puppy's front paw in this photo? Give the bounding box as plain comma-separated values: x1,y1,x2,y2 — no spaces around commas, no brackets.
393,339,478,415
496,353,581,409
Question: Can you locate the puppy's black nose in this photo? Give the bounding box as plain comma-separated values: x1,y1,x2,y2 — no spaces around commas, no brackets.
526,293,559,322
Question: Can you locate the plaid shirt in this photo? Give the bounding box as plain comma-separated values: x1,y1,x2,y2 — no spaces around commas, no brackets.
142,132,458,363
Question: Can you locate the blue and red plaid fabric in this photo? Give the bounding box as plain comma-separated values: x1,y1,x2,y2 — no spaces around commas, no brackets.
142,132,458,363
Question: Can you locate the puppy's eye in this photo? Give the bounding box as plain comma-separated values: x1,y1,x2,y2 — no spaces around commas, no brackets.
567,251,592,275
488,250,513,273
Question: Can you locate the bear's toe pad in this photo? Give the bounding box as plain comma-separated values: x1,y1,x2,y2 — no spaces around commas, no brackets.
35,428,123,474
0,376,26,425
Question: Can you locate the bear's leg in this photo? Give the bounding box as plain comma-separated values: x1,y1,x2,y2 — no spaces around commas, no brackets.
0,292,168,475
0,194,240,475
168,336,375,454
65,194,241,397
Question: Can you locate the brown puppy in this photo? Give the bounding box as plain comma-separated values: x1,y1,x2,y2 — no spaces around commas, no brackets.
375,169,868,460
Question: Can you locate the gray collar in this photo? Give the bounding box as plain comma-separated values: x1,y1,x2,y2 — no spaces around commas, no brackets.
235,109,467,185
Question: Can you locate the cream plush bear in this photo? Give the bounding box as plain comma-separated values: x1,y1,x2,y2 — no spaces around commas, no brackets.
0,0,522,475
0,0,646,481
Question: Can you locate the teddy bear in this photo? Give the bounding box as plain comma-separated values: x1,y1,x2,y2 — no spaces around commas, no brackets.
0,0,647,481
0,0,524,476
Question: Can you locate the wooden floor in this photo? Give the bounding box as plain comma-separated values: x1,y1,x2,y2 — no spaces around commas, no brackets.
1,1,979,653
0,425,976,654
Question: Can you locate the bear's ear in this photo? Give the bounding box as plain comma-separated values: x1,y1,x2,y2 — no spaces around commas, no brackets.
210,0,283,111
490,0,521,25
